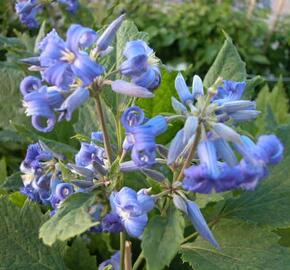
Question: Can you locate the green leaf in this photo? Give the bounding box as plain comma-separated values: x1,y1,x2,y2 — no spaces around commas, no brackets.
255,79,290,134
64,237,97,270
195,192,225,209
220,154,290,228
180,219,290,270
9,191,27,207
136,68,181,144
0,197,68,269
0,158,7,184
142,207,185,270
39,192,98,246
203,37,246,88
0,67,27,129
0,172,23,191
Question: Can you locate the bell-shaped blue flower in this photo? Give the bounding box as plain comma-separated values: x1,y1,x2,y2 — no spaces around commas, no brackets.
256,135,283,165
75,142,105,167
121,106,145,131
15,0,42,28
120,40,161,91
39,26,104,89
110,187,154,238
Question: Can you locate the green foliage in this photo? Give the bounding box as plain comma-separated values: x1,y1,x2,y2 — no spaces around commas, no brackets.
39,193,98,246
203,36,246,88
0,198,68,269
255,79,290,135
0,172,23,192
0,157,7,183
0,67,27,129
64,237,97,270
142,207,185,270
180,219,290,270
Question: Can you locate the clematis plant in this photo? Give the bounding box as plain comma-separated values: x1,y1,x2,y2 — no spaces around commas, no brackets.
15,9,285,270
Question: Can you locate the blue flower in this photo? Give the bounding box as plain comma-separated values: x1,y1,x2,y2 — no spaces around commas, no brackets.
102,213,124,233
256,135,283,165
58,0,78,13
120,40,161,92
15,0,42,28
49,178,74,208
212,80,246,104
20,76,42,96
57,87,89,121
121,107,167,167
96,14,126,51
38,25,103,89
21,143,52,171
75,142,105,167
99,251,120,270
23,85,64,132
109,187,154,237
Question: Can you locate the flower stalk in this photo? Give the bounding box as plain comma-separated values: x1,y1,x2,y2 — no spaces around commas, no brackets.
94,92,113,165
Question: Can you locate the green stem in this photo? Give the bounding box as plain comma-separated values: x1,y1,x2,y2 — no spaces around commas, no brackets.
120,232,126,270
176,124,202,182
132,251,144,270
181,232,199,244
94,93,113,165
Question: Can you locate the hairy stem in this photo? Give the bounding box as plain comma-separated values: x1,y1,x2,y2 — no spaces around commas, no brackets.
120,232,126,270
176,124,202,181
94,93,113,165
132,251,144,270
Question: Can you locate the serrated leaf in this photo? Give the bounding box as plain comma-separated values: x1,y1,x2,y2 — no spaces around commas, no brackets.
39,192,98,246
255,79,290,135
0,198,68,269
142,207,185,270
64,237,97,270
220,154,290,228
203,37,246,88
180,219,290,270
0,171,23,191
195,193,225,209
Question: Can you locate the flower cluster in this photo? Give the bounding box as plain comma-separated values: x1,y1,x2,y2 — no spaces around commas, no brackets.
15,0,78,28
20,142,74,212
20,15,161,133
16,12,286,270
168,74,283,193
